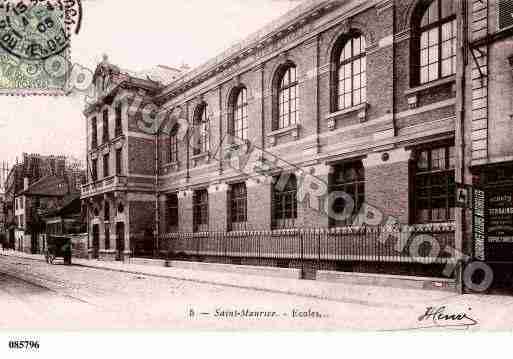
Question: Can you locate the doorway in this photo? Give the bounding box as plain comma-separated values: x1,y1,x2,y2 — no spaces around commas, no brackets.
116,222,125,261
92,224,100,259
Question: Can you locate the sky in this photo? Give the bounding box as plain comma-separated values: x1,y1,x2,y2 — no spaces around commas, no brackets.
0,0,302,166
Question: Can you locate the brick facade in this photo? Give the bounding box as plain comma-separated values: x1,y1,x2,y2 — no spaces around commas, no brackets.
79,0,513,286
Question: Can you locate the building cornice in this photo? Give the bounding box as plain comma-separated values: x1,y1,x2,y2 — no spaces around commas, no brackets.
154,0,343,103
155,0,384,108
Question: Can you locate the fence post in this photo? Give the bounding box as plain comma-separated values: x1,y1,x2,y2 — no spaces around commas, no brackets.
300,229,304,280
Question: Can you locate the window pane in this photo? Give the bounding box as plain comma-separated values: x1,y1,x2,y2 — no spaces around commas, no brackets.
428,63,438,81
441,59,452,77
421,49,429,66
344,64,351,78
421,67,428,84
429,0,439,23
353,90,361,106
353,74,361,90
429,45,439,62
345,79,352,91
421,32,429,49
343,40,352,60
344,93,351,108
429,28,438,46
353,58,361,74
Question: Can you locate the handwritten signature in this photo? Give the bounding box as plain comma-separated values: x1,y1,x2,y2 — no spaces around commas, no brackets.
417,306,478,329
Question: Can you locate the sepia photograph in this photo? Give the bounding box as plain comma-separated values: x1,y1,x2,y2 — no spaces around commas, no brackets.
0,0,513,356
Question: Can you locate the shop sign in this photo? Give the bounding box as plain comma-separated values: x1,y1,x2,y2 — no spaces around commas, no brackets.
473,188,486,261
486,188,513,261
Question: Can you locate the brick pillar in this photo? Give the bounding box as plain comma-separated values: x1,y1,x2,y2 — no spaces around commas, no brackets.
208,183,228,231
363,148,411,224
297,164,331,228
179,189,193,233
246,178,272,230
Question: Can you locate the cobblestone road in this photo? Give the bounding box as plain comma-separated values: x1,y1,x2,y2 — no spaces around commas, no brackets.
1,255,513,330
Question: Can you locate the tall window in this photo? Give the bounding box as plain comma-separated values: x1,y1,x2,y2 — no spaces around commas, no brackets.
91,117,98,148
103,154,109,178
169,133,178,163
272,174,297,229
115,148,122,175
91,158,98,181
329,161,365,227
232,87,248,140
115,103,122,137
102,109,109,143
416,0,456,84
166,193,179,232
335,34,366,111
229,182,247,231
193,104,209,155
414,144,455,223
193,189,208,232
277,65,299,129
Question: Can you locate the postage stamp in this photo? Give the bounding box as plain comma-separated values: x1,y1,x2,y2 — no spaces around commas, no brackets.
0,0,82,95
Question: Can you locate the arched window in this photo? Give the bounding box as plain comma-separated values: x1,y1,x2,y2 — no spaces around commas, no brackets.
415,0,456,84
232,87,248,140
333,34,366,111
193,103,209,155
276,65,299,129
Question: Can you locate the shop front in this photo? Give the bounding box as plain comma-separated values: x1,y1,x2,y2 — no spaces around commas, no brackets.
474,163,513,288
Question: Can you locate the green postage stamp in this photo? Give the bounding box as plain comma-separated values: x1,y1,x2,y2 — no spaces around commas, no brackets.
0,0,82,95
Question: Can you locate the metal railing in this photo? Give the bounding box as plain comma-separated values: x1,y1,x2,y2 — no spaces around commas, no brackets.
159,223,456,265
81,176,128,198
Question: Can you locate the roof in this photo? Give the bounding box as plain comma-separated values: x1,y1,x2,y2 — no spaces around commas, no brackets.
134,65,183,85
22,176,69,197
42,195,81,219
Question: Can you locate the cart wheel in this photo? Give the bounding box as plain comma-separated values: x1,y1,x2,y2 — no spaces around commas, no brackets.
48,255,56,264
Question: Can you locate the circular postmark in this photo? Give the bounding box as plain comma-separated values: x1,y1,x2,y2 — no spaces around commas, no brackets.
0,0,82,61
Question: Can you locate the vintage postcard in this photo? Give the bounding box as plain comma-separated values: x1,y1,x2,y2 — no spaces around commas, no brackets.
0,0,513,356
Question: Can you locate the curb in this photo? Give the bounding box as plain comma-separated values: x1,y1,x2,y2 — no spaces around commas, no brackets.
0,251,419,308
75,262,413,309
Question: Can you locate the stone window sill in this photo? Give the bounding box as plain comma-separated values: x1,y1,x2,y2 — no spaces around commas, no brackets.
326,102,367,120
404,76,455,109
266,123,300,146
325,103,368,130
404,75,456,96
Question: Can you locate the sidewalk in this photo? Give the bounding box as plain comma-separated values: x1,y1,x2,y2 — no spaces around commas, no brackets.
0,249,458,308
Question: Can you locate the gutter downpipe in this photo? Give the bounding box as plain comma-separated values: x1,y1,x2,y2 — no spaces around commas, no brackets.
154,120,160,259
455,0,469,293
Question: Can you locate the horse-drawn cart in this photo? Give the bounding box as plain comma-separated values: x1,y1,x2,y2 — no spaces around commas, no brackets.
44,235,72,265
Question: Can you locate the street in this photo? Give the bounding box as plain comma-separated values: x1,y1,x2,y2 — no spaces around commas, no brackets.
2,255,513,330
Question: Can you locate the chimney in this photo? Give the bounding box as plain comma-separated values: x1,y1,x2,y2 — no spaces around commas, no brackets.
23,177,29,190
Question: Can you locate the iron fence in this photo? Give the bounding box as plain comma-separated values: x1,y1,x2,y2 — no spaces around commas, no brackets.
159,223,456,265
